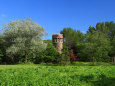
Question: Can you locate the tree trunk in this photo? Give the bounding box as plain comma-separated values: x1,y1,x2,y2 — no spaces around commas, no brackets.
11,56,14,64
25,51,28,63
112,56,115,63
114,57,115,63
93,57,94,65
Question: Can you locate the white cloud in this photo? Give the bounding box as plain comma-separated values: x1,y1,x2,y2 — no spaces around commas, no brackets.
1,14,7,17
0,14,7,20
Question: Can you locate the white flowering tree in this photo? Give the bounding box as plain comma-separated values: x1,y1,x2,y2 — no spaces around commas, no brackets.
3,19,47,62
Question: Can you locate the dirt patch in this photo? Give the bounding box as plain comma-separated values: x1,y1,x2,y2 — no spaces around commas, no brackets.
82,63,89,64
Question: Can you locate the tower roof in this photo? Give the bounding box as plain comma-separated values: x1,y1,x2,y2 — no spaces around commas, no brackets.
52,34,63,38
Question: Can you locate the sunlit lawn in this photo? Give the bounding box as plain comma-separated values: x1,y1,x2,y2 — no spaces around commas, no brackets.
0,64,115,86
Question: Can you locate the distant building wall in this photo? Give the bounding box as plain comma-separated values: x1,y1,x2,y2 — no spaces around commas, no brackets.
52,34,63,54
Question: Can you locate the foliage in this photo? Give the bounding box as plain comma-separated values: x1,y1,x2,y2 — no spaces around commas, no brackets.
60,22,115,63
0,65,115,86
60,28,84,61
78,22,115,62
3,19,47,63
60,28,84,50
35,40,60,64
1,20,115,63
69,49,76,62
60,43,70,65
78,32,111,62
0,35,4,63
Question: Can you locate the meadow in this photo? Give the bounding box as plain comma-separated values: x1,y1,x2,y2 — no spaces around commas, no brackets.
0,64,115,86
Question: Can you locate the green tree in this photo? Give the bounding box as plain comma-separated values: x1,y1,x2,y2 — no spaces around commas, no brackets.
61,28,84,49
109,23,115,62
0,35,4,63
60,28,84,60
78,24,111,62
35,40,59,64
60,43,70,65
87,26,96,34
3,19,47,63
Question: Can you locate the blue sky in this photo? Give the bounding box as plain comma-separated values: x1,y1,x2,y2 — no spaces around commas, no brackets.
0,0,115,39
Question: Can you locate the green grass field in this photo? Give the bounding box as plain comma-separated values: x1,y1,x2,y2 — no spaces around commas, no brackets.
0,65,115,86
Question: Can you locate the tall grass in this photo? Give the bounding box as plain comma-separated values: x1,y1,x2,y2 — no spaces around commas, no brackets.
0,65,115,86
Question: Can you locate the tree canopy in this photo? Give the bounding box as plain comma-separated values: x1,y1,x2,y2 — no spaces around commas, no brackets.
0,19,115,64
3,19,47,63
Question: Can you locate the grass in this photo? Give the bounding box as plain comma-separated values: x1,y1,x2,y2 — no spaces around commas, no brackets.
0,64,115,86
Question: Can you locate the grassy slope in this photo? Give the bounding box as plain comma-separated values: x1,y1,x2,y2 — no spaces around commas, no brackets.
0,65,115,86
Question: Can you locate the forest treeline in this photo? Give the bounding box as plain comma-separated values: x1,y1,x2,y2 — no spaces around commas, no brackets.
61,22,115,63
0,19,115,64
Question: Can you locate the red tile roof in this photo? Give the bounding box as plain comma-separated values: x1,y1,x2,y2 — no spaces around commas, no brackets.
52,34,63,38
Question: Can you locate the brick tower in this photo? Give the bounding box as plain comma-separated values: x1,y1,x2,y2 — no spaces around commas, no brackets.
52,33,63,54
